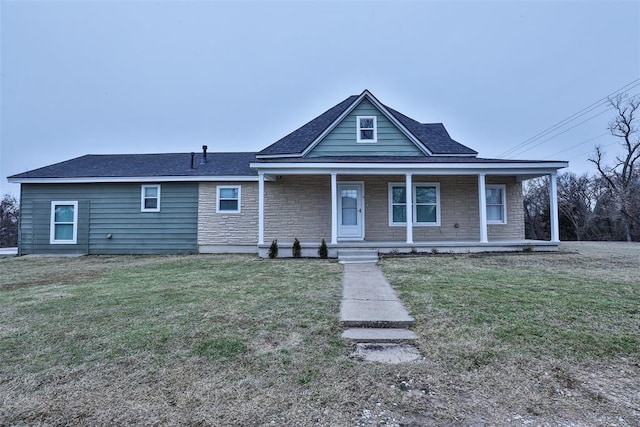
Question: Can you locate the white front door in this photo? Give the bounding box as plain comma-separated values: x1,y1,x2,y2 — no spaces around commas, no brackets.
337,183,364,240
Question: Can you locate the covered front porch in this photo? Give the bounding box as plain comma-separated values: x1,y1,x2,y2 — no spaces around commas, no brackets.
257,239,560,258
252,160,562,258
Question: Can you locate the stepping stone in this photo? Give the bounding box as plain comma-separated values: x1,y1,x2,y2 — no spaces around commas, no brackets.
351,343,422,364
341,328,417,343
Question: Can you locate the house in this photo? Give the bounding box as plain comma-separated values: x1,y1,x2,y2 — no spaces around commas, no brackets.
8,90,568,257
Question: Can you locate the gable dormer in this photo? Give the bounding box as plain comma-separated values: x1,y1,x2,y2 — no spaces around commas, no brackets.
256,90,478,159
306,97,424,157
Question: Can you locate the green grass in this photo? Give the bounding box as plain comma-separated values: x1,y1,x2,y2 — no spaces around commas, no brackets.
1,243,639,425
381,244,640,368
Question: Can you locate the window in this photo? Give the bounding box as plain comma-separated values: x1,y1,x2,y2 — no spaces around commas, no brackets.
217,185,241,213
50,201,78,244
486,184,506,224
356,116,377,143
388,183,440,226
141,185,161,212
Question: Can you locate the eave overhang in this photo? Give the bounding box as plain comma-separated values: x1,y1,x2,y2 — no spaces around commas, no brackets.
7,175,271,184
250,160,569,181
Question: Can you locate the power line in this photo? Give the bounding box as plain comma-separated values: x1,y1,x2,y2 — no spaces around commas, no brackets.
547,132,608,158
504,88,640,159
498,77,640,158
507,108,613,158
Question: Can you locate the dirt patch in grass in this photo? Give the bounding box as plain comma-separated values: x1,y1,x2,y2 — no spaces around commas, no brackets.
1,244,639,425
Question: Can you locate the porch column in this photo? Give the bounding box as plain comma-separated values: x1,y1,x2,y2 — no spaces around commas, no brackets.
549,172,560,242
258,172,265,245
405,173,413,244
331,173,338,245
478,173,488,243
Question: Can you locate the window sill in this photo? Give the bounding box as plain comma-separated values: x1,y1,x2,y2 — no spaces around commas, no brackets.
389,223,441,227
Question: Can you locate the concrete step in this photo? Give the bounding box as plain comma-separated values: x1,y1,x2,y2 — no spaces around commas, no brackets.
342,328,417,343
338,249,379,264
340,300,415,328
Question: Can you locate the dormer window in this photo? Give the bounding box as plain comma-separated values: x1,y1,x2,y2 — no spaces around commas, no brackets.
357,116,377,143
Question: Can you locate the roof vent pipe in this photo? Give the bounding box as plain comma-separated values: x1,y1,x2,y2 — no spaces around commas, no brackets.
190,152,195,169
201,145,208,164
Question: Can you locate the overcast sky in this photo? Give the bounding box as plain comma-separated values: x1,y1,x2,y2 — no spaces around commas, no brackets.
2,0,639,197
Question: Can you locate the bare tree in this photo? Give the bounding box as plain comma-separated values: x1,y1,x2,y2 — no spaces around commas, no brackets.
523,177,550,240
589,94,640,241
557,172,599,241
0,194,19,247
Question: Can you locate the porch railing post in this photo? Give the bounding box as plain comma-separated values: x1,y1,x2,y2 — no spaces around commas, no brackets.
406,173,413,244
549,172,560,242
478,173,488,243
258,172,265,245
331,173,338,245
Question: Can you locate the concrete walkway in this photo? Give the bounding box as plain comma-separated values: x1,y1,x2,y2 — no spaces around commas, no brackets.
340,263,417,342
0,247,17,257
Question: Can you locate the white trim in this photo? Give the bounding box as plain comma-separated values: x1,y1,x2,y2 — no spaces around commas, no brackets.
331,173,338,245
485,184,507,224
258,173,265,245
356,115,377,143
549,172,560,242
250,161,569,177
8,175,265,184
478,174,488,243
141,184,161,212
388,182,441,227
216,185,241,213
405,174,413,244
336,181,365,240
50,201,78,244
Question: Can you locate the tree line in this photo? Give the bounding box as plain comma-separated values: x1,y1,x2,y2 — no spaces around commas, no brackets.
526,94,640,242
1,194,19,247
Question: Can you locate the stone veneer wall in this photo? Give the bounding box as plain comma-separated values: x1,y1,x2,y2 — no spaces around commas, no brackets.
487,176,525,240
199,175,525,246
337,175,481,241
198,182,258,246
263,175,332,242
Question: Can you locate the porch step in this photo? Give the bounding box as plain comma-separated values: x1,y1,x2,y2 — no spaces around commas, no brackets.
340,300,415,328
338,249,379,264
341,328,417,343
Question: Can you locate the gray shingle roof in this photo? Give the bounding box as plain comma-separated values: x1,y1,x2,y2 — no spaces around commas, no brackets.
257,92,478,157
9,152,258,179
384,107,477,156
258,95,359,156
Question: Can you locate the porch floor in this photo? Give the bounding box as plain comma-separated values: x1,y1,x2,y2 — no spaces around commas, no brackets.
332,239,559,254
256,239,559,258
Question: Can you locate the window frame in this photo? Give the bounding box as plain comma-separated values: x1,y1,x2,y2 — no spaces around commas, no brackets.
50,201,78,244
216,185,241,213
486,184,507,224
141,185,161,212
356,115,378,143
388,182,441,227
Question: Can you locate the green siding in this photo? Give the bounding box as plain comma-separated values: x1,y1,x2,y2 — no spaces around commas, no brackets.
19,183,198,255
307,99,425,157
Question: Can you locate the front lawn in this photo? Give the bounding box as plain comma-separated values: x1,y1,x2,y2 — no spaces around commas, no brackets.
1,243,638,425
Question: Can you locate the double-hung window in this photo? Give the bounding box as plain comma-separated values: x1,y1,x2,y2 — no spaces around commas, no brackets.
50,201,78,244
486,184,506,224
217,185,241,213
356,116,377,143
389,183,440,226
141,185,161,212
